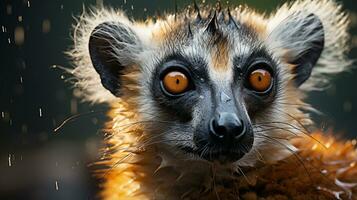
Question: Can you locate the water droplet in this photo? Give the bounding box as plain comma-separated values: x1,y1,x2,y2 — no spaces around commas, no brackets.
8,38,11,44
123,0,127,4
60,75,65,79
1,112,4,118
39,108,43,117
1,26,5,32
55,181,59,190
27,1,31,8
200,78,205,82
131,5,134,10
18,16,23,22
8,154,12,167
20,76,23,83
199,95,204,99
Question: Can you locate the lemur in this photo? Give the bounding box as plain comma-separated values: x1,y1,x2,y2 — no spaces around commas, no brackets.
68,0,357,199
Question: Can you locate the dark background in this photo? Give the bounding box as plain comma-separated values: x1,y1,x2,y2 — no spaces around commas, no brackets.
0,0,356,199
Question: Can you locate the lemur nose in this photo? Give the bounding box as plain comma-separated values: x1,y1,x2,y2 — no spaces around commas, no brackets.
209,112,246,142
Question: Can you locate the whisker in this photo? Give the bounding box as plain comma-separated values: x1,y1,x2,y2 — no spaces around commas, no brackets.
54,110,106,132
272,108,328,149
253,125,302,138
104,138,194,176
253,148,265,163
109,126,191,153
253,121,310,137
54,107,173,133
256,134,314,184
253,121,308,135
236,165,252,185
211,165,221,200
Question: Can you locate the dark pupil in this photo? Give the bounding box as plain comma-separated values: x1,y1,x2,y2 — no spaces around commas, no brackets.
258,76,262,82
176,79,180,84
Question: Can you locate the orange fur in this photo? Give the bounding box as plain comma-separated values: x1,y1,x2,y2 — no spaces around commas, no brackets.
211,37,230,71
67,1,353,199
99,106,357,199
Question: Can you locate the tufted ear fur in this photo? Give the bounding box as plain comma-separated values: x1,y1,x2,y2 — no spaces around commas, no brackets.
266,0,350,90
89,21,142,96
268,12,324,86
67,9,149,103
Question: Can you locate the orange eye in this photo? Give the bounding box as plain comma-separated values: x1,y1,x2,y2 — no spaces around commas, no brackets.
248,69,272,92
162,71,189,95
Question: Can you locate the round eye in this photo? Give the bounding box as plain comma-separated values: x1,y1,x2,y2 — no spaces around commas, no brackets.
248,69,272,92
162,71,189,95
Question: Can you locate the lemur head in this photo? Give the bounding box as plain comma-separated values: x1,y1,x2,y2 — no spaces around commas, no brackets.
69,0,350,166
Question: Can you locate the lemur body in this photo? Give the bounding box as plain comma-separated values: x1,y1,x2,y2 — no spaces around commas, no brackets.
68,0,357,199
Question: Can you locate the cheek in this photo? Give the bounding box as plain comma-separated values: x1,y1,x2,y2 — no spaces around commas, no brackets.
241,84,279,121
191,88,214,126
191,95,215,144
161,124,195,149
191,105,207,132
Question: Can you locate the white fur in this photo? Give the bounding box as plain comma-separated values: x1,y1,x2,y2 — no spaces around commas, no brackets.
67,8,152,103
67,0,351,167
266,0,351,91
68,0,350,103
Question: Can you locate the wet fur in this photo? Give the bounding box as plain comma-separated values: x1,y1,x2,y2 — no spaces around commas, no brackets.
67,0,353,199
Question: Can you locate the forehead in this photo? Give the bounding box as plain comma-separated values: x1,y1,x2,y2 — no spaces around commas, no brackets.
149,9,268,80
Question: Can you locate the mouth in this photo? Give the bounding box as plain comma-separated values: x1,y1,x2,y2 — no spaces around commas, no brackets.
179,146,246,163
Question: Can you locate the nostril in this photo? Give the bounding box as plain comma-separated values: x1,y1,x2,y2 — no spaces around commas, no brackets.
209,113,246,141
234,119,246,139
216,125,227,135
210,118,225,139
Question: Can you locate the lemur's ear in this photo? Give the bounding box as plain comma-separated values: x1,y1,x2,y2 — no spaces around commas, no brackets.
267,12,324,87
89,21,142,96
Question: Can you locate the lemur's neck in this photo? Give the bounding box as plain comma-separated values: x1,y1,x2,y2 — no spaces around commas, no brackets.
101,139,249,200
101,128,357,199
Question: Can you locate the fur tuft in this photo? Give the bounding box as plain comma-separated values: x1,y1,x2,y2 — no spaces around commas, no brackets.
67,8,151,103
267,0,351,91
66,1,354,199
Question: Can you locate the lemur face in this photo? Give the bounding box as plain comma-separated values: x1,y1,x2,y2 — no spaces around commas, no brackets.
147,17,279,162
76,2,348,165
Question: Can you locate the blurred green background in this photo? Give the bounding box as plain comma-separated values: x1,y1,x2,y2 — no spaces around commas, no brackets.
0,0,356,199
